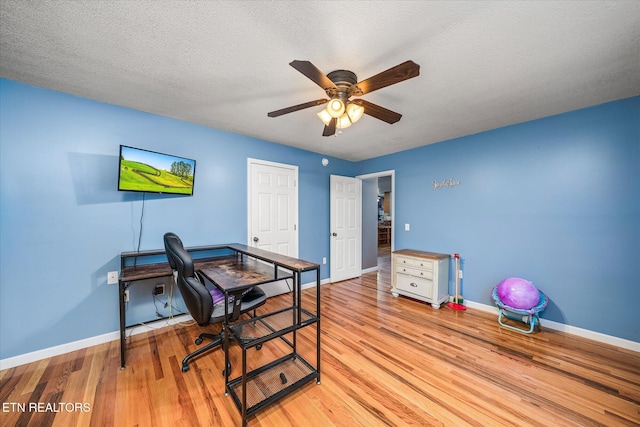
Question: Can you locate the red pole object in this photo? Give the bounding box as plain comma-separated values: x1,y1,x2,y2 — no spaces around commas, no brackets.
447,253,466,311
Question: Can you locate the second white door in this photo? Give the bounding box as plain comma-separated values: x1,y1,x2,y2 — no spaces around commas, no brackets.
330,174,362,282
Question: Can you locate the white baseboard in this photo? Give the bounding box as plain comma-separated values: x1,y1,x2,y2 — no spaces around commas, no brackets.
463,299,640,353
361,266,379,274
3,285,637,370
0,314,194,371
1,331,117,371
0,278,329,371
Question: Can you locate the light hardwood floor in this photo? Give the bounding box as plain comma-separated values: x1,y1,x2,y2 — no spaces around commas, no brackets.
2,247,639,426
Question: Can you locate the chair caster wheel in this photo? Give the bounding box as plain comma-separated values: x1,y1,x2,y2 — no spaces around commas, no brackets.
182,365,190,372
195,337,203,345
256,344,262,350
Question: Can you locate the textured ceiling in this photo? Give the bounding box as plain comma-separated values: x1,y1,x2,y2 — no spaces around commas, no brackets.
1,1,639,161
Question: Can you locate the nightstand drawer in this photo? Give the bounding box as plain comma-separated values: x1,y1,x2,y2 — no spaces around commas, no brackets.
395,256,434,270
396,273,433,297
396,266,433,280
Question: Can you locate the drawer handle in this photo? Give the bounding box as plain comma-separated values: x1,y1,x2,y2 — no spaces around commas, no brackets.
410,282,418,287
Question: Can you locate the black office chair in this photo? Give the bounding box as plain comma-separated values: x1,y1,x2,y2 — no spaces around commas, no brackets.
163,232,267,372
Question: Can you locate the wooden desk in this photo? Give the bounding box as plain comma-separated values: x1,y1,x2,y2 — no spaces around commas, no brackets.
198,244,321,426
119,244,321,426
198,254,294,326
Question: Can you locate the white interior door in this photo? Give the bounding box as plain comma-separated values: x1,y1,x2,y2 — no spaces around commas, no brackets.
248,159,298,296
330,175,362,282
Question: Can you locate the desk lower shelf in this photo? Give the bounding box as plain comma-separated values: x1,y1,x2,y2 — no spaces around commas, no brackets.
227,353,318,417
226,305,320,422
227,306,318,348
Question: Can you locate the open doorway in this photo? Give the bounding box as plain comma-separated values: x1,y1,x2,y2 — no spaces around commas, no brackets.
358,170,394,275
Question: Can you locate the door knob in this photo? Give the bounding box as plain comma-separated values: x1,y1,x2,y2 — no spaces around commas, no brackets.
332,232,337,237
253,237,259,242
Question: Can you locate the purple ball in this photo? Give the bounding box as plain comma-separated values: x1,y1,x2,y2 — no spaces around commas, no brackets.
497,277,540,309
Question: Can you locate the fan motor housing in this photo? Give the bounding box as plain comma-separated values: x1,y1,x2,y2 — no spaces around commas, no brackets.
326,69,359,98
327,69,357,87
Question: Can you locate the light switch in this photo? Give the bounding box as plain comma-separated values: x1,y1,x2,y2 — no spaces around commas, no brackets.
404,223,410,231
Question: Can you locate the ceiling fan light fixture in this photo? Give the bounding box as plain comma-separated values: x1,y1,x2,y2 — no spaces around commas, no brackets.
317,108,333,126
327,98,345,118
346,103,364,123
336,112,353,129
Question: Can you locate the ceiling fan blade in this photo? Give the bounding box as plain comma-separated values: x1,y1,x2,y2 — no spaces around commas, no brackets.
322,118,336,136
357,99,402,124
349,60,420,96
268,99,328,118
290,60,339,95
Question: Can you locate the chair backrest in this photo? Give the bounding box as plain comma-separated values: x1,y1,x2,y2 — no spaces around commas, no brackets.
164,232,213,325
164,232,183,271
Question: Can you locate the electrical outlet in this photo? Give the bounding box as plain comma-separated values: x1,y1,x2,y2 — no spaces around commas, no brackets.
153,284,165,296
404,223,410,231
124,290,130,302
458,270,464,279
107,271,119,285
322,257,327,264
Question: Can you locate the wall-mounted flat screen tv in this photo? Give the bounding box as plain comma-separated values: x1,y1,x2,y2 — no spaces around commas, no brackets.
118,145,196,195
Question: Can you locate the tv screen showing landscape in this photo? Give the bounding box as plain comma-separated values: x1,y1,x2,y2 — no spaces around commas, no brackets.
118,145,196,195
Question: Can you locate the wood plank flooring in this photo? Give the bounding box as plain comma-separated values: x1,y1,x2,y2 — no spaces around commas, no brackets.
2,247,639,426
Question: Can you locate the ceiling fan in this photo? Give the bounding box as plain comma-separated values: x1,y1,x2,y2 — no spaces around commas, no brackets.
267,60,420,136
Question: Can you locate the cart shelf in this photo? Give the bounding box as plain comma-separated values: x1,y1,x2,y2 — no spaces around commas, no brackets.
228,306,318,348
227,353,317,417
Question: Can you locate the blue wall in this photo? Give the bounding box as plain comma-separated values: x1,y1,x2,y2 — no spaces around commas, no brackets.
1,79,638,361
358,97,640,342
0,79,354,360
